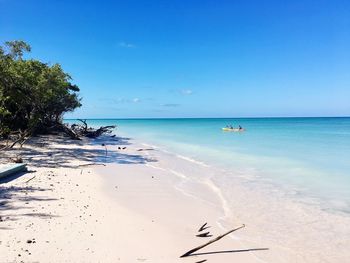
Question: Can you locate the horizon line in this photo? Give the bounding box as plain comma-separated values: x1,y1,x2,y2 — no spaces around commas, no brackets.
64,116,350,120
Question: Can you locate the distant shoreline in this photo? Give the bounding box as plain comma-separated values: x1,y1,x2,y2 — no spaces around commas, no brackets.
65,116,350,120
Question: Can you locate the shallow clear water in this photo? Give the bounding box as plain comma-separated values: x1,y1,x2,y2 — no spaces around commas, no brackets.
66,117,350,213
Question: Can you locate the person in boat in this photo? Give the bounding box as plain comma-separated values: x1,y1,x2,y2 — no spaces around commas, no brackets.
238,125,243,130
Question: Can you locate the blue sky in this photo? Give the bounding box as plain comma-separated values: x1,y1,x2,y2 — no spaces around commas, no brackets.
1,0,349,118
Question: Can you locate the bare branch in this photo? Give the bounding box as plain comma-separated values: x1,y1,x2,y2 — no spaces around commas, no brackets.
180,224,245,258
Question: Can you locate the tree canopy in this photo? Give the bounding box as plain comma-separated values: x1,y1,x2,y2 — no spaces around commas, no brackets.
0,40,81,137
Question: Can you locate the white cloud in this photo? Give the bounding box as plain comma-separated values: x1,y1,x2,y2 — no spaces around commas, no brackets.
119,42,136,48
180,89,193,95
100,97,141,104
160,103,180,107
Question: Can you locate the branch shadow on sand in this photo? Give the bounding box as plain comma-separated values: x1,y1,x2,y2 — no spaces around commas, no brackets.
1,135,157,169
0,134,156,223
0,184,59,223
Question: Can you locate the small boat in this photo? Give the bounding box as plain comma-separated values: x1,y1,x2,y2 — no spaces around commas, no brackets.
0,163,27,179
222,127,245,132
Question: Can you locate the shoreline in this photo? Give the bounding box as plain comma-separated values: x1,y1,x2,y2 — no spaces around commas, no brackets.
94,139,267,262
98,135,350,262
120,132,350,217
1,134,349,262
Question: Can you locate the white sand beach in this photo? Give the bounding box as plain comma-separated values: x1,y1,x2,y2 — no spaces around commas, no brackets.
1,135,349,262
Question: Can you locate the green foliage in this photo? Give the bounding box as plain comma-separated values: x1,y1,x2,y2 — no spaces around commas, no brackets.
0,40,81,137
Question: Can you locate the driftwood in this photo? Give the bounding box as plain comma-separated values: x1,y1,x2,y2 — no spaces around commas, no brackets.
77,119,88,132
0,130,30,150
137,148,154,151
84,125,116,138
60,123,81,140
198,222,210,232
25,176,36,183
61,120,116,140
196,232,212,238
180,224,245,258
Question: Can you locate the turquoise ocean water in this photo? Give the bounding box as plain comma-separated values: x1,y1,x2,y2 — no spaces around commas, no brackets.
66,117,350,213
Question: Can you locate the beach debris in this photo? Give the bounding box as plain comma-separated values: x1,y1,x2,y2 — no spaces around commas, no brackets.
25,176,36,184
0,130,30,150
137,148,154,151
76,119,116,138
101,144,108,156
180,224,245,258
198,222,210,232
9,155,23,163
196,223,212,237
61,119,116,140
195,260,207,263
196,232,212,238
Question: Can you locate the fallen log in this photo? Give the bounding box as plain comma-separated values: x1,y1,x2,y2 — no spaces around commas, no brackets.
77,119,88,133
47,120,117,140
60,123,81,140
84,125,116,138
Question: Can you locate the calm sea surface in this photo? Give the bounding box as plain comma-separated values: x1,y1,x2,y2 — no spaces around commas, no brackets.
66,117,350,213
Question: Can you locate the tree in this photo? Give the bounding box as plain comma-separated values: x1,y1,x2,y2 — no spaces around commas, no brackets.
4,40,31,60
0,40,81,139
